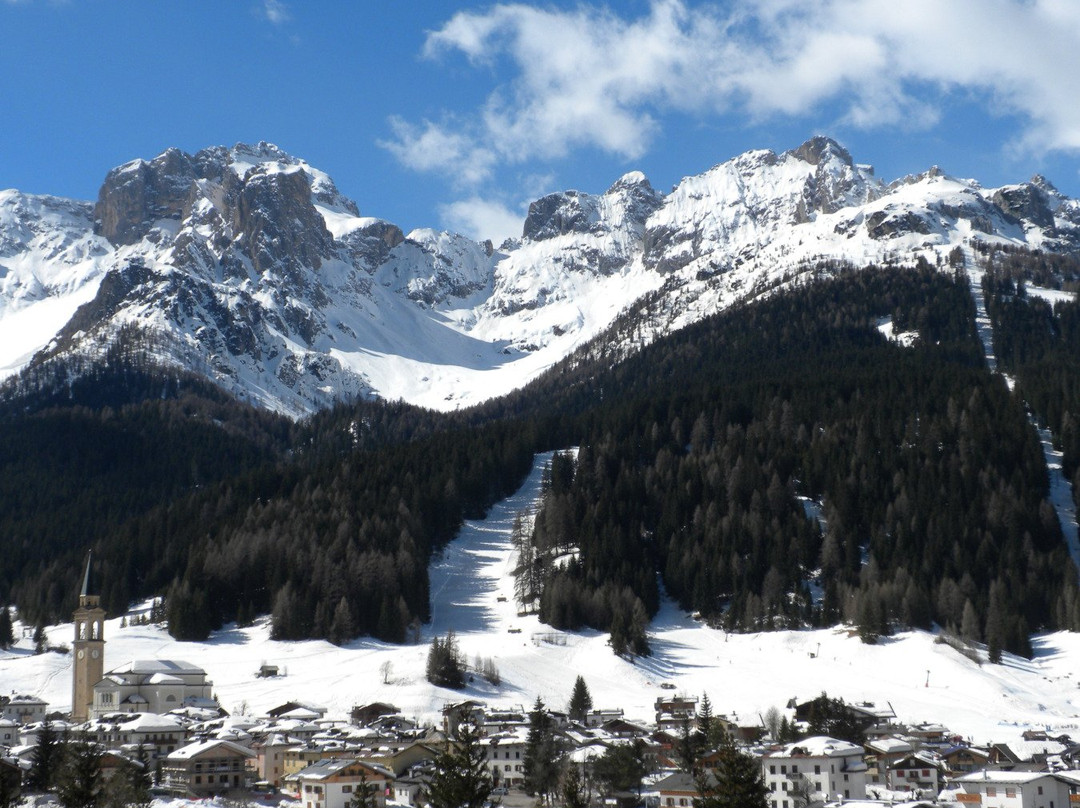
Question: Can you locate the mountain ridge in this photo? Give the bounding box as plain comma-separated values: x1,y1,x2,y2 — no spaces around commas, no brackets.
2,136,1078,416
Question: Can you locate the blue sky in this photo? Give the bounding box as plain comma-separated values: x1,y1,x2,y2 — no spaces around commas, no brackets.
2,0,1080,244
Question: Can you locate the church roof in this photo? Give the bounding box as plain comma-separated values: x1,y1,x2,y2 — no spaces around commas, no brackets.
146,673,185,685
108,660,206,676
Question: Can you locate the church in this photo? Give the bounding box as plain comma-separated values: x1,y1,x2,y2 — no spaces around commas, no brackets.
72,554,220,722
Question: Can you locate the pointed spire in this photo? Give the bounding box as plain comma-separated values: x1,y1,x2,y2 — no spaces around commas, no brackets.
80,550,93,599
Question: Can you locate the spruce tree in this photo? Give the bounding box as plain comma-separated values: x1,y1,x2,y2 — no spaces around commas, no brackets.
568,676,593,723
695,731,768,808
523,697,563,803
560,766,590,808
57,733,101,808
0,606,14,650
0,761,19,808
33,622,46,655
348,771,380,808
424,722,494,808
28,718,60,792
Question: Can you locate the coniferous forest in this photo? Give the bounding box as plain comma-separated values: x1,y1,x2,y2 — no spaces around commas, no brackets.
1,262,1079,657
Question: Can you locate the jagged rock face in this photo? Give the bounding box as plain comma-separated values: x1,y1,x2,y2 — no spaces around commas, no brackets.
993,183,1056,230
522,172,662,243
233,167,336,277
94,148,196,246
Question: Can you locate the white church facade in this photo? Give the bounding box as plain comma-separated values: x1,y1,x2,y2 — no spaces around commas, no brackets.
90,659,217,719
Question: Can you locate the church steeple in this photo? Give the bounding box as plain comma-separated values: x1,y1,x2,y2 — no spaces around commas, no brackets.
72,551,105,722
78,550,100,608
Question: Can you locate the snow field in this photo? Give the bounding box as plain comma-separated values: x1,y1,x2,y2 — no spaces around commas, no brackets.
4,454,1080,747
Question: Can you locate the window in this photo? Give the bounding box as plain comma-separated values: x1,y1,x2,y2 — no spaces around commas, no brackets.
792,766,798,774
986,787,997,797
195,776,202,785
923,770,930,777
814,765,821,775
1006,788,1016,798
343,786,352,794
1038,786,1044,795
770,766,776,775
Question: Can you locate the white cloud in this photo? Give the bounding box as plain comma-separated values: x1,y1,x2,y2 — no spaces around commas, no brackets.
386,0,1080,180
439,196,524,245
262,0,290,26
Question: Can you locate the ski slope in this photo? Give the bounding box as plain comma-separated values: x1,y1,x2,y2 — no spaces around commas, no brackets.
3,453,1080,746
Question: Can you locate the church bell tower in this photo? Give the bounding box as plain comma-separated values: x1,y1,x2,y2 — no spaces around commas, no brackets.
71,551,105,722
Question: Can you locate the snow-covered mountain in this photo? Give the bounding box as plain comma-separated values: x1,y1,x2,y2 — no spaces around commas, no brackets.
2,137,1078,416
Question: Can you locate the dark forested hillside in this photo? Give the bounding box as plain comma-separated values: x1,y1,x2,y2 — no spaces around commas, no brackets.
983,245,1080,529
2,263,1078,657
521,264,1078,657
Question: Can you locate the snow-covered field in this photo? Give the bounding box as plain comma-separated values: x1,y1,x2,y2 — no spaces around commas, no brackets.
3,453,1080,748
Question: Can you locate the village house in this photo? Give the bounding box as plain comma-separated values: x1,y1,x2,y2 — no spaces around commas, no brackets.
586,708,625,727
85,711,189,759
285,758,393,808
955,770,1070,808
761,736,868,807
391,769,431,807
160,738,255,796
0,695,47,725
485,731,528,787
887,751,944,794
943,745,992,776
350,703,398,728
653,771,700,808
0,720,17,748
655,696,698,732
250,732,300,787
267,702,328,721
864,736,914,785
283,740,367,778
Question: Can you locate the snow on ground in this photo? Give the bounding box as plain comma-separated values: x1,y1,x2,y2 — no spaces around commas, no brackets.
1026,285,1076,306
4,453,1080,748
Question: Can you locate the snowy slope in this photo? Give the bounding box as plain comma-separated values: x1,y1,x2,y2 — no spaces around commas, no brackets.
0,138,1077,415
3,453,1080,747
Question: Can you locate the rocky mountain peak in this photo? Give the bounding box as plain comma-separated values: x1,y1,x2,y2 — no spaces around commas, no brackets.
789,135,853,168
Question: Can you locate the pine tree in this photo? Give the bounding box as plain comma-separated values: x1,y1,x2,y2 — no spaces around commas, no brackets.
593,740,647,799
523,697,563,804
33,622,46,655
349,771,380,808
28,718,60,792
568,675,593,723
695,731,768,808
0,760,19,808
328,597,354,646
426,632,466,689
0,606,14,650
560,766,590,808
57,733,101,808
424,722,494,808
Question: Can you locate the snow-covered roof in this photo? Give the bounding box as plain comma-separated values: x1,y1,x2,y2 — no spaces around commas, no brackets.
957,770,1057,784
166,739,254,761
146,672,184,685
109,659,206,676
866,737,913,754
765,736,864,759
